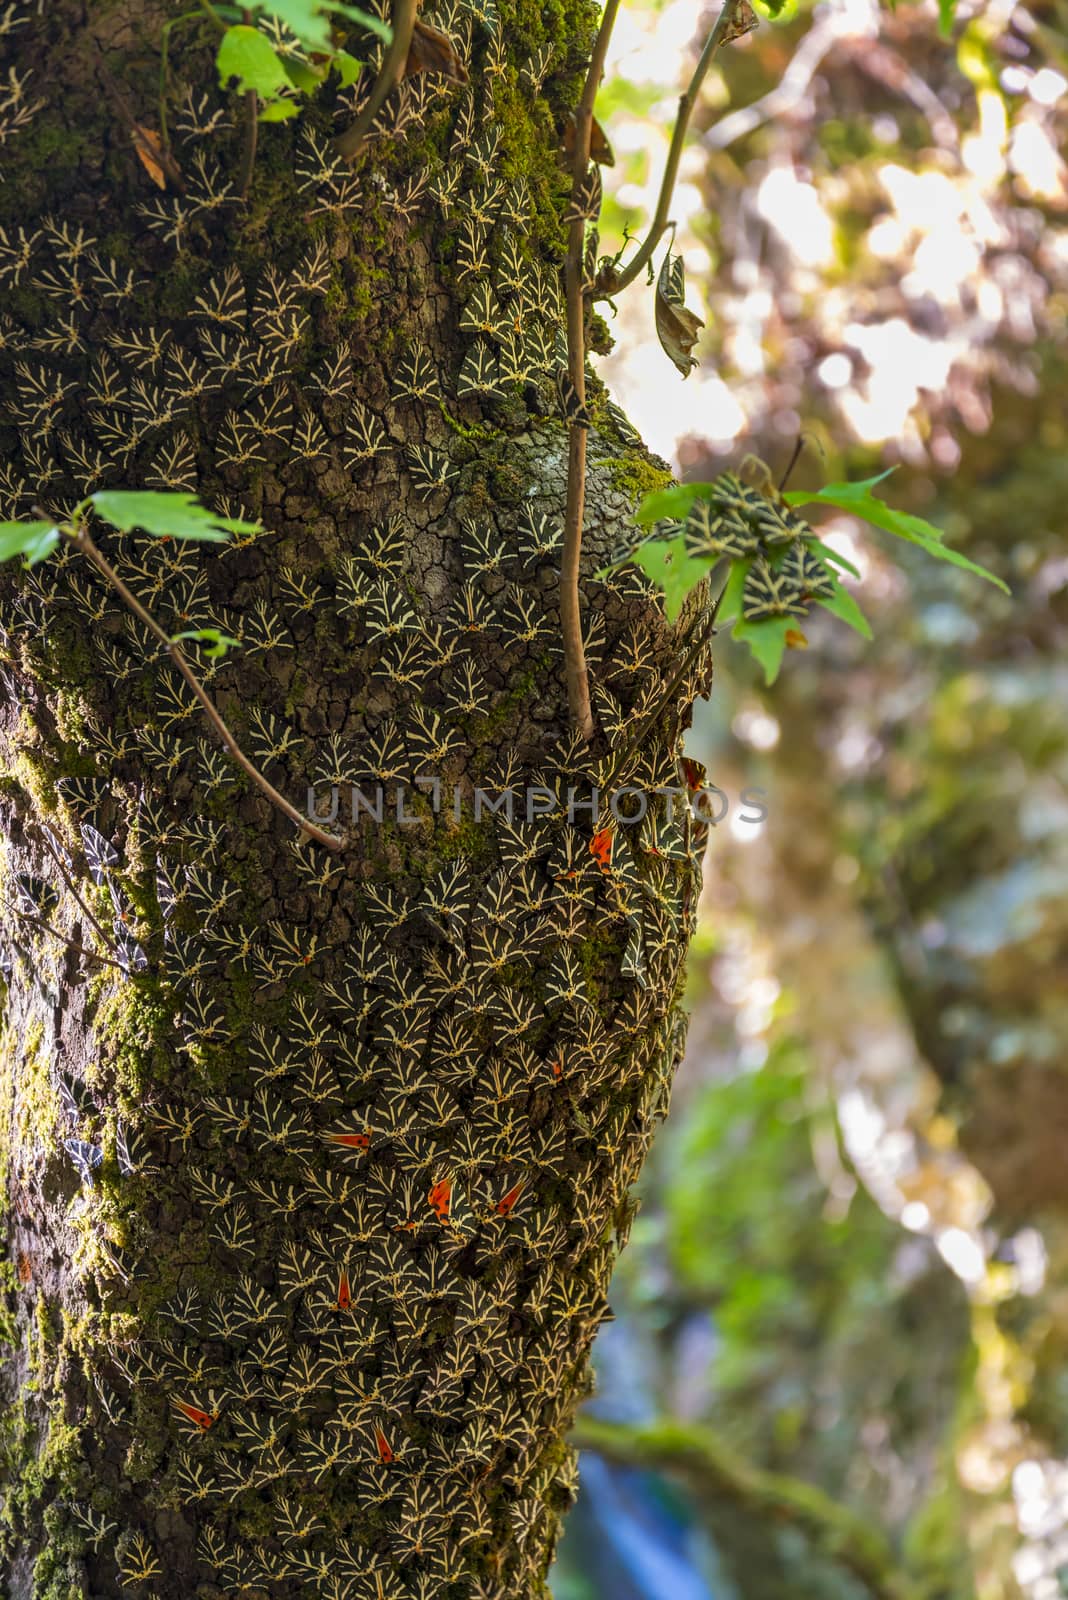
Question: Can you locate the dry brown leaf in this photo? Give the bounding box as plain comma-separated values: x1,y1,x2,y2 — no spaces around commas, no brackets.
562,112,615,167
721,0,759,45
404,19,469,83
132,124,167,190
655,246,704,377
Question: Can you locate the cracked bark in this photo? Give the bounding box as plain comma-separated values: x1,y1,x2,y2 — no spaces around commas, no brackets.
0,3,715,1597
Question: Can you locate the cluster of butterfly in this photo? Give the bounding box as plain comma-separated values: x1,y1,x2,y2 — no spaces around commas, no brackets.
43,728,701,1597
646,470,838,622
0,6,714,1596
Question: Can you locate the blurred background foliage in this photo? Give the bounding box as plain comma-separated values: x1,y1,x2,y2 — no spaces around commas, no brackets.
552,0,1068,1594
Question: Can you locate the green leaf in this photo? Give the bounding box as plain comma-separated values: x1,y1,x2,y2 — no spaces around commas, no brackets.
805,535,860,581
328,0,391,41
732,616,793,684
217,24,291,96
253,0,391,50
90,491,262,543
0,519,60,567
635,482,707,527
715,556,752,626
332,48,363,85
172,628,243,659
813,576,873,639
628,533,716,623
258,96,301,119
785,475,1009,594
254,0,334,48
281,54,325,91
782,468,896,514
938,0,956,36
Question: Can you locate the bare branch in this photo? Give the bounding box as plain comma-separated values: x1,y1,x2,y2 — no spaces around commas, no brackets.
60,523,343,852
334,0,418,162
595,0,735,299
570,1415,920,1600
560,0,622,742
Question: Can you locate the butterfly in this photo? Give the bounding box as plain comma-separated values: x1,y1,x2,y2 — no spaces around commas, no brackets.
334,1266,354,1312
172,1396,218,1433
191,264,246,327
406,443,460,495
392,344,440,403
428,1176,452,1222
741,555,808,620
562,165,602,224
64,1138,103,1187
457,339,502,397
683,496,761,560
780,540,837,602
460,280,507,340
494,1178,526,1217
589,824,614,873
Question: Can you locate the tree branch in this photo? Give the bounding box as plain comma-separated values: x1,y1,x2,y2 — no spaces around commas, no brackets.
570,1415,921,1600
4,902,127,973
334,0,418,162
595,0,733,299
60,523,343,852
560,0,622,742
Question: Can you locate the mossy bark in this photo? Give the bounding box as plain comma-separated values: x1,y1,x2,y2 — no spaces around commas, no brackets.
0,4,714,1598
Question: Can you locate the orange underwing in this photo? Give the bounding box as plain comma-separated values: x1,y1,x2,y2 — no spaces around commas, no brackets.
785,628,809,649
494,1180,525,1217
336,1268,352,1312
172,1397,216,1432
550,1055,564,1081
325,1130,370,1149
428,1177,452,1221
589,826,614,872
404,20,469,83
373,1424,394,1464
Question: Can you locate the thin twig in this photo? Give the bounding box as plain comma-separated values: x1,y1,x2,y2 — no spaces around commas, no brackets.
59,522,343,852
35,825,116,952
561,0,622,742
237,88,258,199
595,0,733,299
4,902,127,973
159,10,209,156
334,0,418,162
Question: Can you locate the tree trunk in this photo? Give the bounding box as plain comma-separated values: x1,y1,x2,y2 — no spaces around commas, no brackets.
0,3,713,1597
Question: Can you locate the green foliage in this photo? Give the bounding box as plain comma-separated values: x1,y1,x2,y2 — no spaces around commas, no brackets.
782,474,1009,593
171,628,244,659
212,0,387,123
0,494,263,572
0,521,60,568
216,25,293,99
617,469,1006,685
89,491,260,543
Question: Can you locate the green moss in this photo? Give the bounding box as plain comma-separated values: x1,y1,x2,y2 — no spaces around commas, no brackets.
597,450,674,506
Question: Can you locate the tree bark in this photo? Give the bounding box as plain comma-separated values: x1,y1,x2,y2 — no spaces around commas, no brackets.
0,3,713,1597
